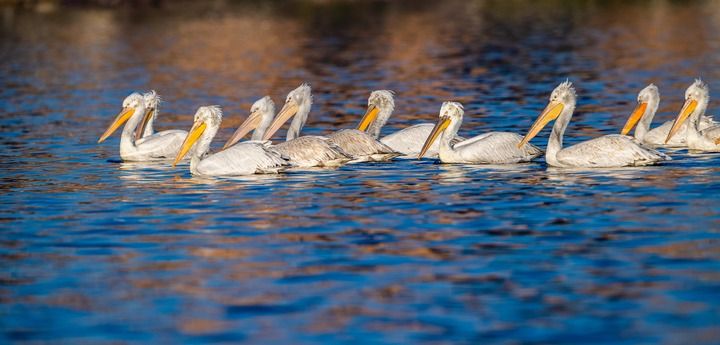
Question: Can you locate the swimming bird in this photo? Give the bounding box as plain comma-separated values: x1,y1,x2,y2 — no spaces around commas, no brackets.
664,79,720,152
172,106,288,176
221,96,276,149
356,90,465,157
260,84,351,167
325,91,399,162
621,83,716,147
518,81,669,168
98,92,189,161
134,90,160,140
418,101,542,163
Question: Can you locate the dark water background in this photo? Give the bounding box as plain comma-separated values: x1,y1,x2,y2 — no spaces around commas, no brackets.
1,0,720,343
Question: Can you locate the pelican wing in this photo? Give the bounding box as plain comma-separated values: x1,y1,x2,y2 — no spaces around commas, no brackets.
380,123,434,154
125,130,188,161
642,115,717,147
700,114,719,129
195,142,288,176
327,129,397,161
135,129,188,145
643,120,686,147
557,134,669,167
274,136,350,168
700,124,720,142
452,132,542,164
380,123,465,156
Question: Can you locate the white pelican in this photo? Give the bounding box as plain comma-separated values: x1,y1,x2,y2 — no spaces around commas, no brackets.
621,83,717,147
135,90,160,139
664,79,720,152
418,101,542,164
518,81,669,168
260,84,351,167
356,90,465,157
98,92,189,161
172,106,288,176
325,91,400,162
221,96,276,149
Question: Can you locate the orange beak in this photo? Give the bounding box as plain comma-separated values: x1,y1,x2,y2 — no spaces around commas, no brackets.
518,102,564,148
172,120,206,167
262,102,298,141
98,107,135,143
418,116,451,158
222,110,262,150
357,105,379,131
134,108,154,140
621,102,647,136
665,99,697,143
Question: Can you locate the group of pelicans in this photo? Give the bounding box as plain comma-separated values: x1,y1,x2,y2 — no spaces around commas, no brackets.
97,79,719,176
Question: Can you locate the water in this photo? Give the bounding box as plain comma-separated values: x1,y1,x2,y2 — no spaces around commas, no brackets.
2,0,720,343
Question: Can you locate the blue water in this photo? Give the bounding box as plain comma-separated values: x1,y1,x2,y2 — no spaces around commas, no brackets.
1,0,720,343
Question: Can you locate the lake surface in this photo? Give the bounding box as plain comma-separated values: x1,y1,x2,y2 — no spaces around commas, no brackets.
1,0,720,343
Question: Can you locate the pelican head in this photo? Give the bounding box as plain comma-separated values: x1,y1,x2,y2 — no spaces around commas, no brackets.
518,80,576,148
621,84,659,136
98,92,145,143
173,106,222,166
222,96,275,150
262,83,313,141
357,90,395,139
134,90,161,140
418,101,464,158
666,79,709,143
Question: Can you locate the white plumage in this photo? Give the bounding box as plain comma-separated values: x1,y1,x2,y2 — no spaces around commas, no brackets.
356,90,464,157
326,129,398,162
420,102,543,164
519,81,669,168
229,85,351,168
173,106,288,176
297,90,398,162
621,83,716,147
664,79,720,152
97,92,189,162
380,123,465,156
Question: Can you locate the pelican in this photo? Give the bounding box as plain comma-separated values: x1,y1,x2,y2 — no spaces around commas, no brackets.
325,91,400,162
172,106,288,176
664,79,720,152
356,90,465,157
98,92,190,161
259,84,351,167
418,102,542,164
518,81,669,168
135,90,160,139
621,83,717,147
221,96,276,149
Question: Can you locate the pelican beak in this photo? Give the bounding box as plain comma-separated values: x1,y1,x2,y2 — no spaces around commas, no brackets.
98,107,135,143
357,105,379,131
418,116,451,158
621,102,647,136
518,102,564,148
665,99,697,143
172,120,206,167
222,111,261,150
715,137,720,145
262,102,298,140
134,108,154,140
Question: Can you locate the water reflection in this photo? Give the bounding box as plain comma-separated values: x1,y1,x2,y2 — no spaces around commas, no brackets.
1,0,720,344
